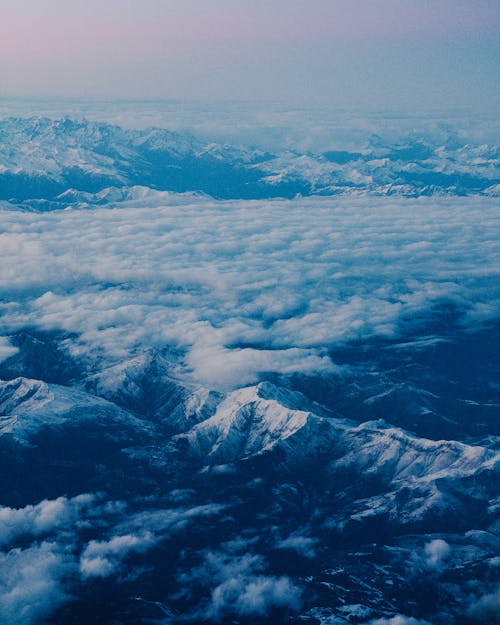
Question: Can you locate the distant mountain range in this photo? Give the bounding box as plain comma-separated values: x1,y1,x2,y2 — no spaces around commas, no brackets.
1,117,498,206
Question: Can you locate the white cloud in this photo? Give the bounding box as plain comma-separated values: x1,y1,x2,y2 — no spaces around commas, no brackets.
0,541,75,625
424,539,450,570
0,336,17,362
406,538,452,576
466,583,500,622
80,502,226,579
186,342,336,389
210,574,300,618
80,532,154,578
276,534,318,558
368,616,433,625
79,555,115,578
0,194,499,390
0,494,96,546
181,550,301,620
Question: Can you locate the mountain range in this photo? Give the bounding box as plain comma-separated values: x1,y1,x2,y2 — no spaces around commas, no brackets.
0,113,499,625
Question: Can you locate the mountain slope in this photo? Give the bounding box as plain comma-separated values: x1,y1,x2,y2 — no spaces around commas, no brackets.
1,117,498,203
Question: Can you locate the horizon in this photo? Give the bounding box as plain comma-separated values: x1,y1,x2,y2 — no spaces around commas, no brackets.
1,1,499,111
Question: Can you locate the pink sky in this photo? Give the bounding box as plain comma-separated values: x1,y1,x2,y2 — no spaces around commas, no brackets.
0,0,498,106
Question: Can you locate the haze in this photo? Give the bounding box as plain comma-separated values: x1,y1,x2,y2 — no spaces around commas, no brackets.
1,0,499,110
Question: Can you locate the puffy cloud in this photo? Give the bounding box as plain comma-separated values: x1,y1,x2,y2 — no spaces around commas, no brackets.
0,493,228,609
0,336,17,362
80,532,154,578
0,541,75,625
180,550,301,620
210,574,300,618
0,494,96,546
186,342,336,389
0,194,498,390
368,616,433,625
423,539,450,570
466,583,500,622
80,503,226,579
406,539,452,576
276,533,318,558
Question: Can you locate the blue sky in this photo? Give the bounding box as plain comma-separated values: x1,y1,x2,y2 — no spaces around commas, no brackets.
0,0,499,109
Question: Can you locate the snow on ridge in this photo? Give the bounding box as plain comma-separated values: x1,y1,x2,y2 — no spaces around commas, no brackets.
183,382,317,462
180,381,499,489
0,376,148,442
341,421,499,482
0,116,497,200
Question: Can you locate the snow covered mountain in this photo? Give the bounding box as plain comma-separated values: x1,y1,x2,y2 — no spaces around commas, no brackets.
0,117,498,204
0,326,499,624
181,381,497,481
182,382,334,463
0,110,499,625
0,376,148,443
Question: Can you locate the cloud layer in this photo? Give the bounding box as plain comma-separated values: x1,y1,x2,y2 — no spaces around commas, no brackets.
1,193,499,389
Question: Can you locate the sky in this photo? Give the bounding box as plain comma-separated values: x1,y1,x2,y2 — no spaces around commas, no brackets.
0,0,499,109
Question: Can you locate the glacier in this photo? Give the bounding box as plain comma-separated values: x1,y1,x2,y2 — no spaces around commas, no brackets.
0,105,499,625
